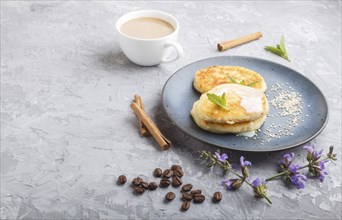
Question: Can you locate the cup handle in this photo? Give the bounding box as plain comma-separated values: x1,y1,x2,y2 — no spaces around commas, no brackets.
161,42,184,63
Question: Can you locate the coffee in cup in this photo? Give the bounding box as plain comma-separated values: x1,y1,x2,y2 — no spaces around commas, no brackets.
120,17,175,39
116,10,183,66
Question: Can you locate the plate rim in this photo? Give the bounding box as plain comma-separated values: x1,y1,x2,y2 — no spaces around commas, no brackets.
162,55,329,152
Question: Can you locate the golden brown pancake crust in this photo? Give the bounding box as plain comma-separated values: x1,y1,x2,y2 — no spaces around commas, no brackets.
193,66,267,93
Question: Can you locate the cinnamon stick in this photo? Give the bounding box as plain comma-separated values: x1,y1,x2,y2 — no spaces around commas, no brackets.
134,95,151,137
131,101,171,150
217,32,262,51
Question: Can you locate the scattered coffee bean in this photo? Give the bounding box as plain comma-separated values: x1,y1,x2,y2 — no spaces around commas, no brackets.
141,181,149,189
190,189,202,195
171,176,182,187
160,178,171,187
132,177,143,186
133,186,145,194
162,169,173,178
182,192,193,201
172,169,184,177
148,182,158,190
212,192,222,203
117,175,127,185
153,168,163,177
193,194,205,203
182,183,193,192
181,201,190,211
171,165,182,171
165,192,176,201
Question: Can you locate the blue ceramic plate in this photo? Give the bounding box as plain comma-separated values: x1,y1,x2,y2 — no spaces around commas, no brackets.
162,56,329,152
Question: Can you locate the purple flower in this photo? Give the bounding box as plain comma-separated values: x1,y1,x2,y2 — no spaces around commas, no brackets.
240,156,252,168
280,152,295,169
288,164,307,189
304,145,330,181
304,144,323,161
313,160,329,182
289,175,306,189
215,152,228,162
240,156,252,177
251,177,262,188
251,177,269,200
289,164,300,173
314,149,323,160
303,144,315,154
222,179,243,190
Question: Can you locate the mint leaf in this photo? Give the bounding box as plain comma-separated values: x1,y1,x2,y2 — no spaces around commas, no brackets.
227,75,237,84
227,75,259,88
207,93,229,110
247,80,260,87
279,36,287,54
265,36,290,62
265,46,283,57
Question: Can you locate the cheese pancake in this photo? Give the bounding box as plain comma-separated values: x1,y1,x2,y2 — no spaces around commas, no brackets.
192,84,268,124
191,109,268,133
193,66,267,93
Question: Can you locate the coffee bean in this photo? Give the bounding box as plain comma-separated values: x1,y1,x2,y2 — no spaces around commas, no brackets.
117,175,127,185
153,168,162,177
160,178,171,187
181,201,190,211
162,169,173,178
182,192,193,201
171,176,182,187
193,194,205,203
132,177,143,186
141,181,149,189
190,189,202,195
182,184,193,192
133,186,145,194
172,169,184,177
148,182,158,190
171,165,182,171
165,192,176,201
212,192,222,203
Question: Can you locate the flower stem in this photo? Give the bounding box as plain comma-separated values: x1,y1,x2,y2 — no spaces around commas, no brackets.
265,156,330,182
216,161,244,179
263,195,273,204
215,161,254,188
265,171,287,181
209,153,272,204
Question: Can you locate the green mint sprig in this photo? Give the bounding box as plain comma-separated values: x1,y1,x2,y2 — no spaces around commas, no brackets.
265,36,290,62
228,75,260,87
207,93,229,110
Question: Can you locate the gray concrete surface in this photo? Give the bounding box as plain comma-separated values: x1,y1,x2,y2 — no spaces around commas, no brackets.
1,1,341,219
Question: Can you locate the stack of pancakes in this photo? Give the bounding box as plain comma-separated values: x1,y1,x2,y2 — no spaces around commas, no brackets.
191,66,269,134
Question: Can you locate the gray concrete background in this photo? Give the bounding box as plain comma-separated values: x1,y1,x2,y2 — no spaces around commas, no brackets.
1,1,341,219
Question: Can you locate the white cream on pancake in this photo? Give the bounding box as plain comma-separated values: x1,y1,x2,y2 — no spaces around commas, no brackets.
210,84,264,114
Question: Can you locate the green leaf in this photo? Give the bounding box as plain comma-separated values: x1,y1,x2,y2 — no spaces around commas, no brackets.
279,36,287,54
265,36,290,62
207,93,229,110
265,46,283,57
276,44,283,52
247,80,260,87
227,75,259,88
227,75,237,84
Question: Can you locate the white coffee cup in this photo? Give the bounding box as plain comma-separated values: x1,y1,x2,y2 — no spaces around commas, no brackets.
116,10,183,66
